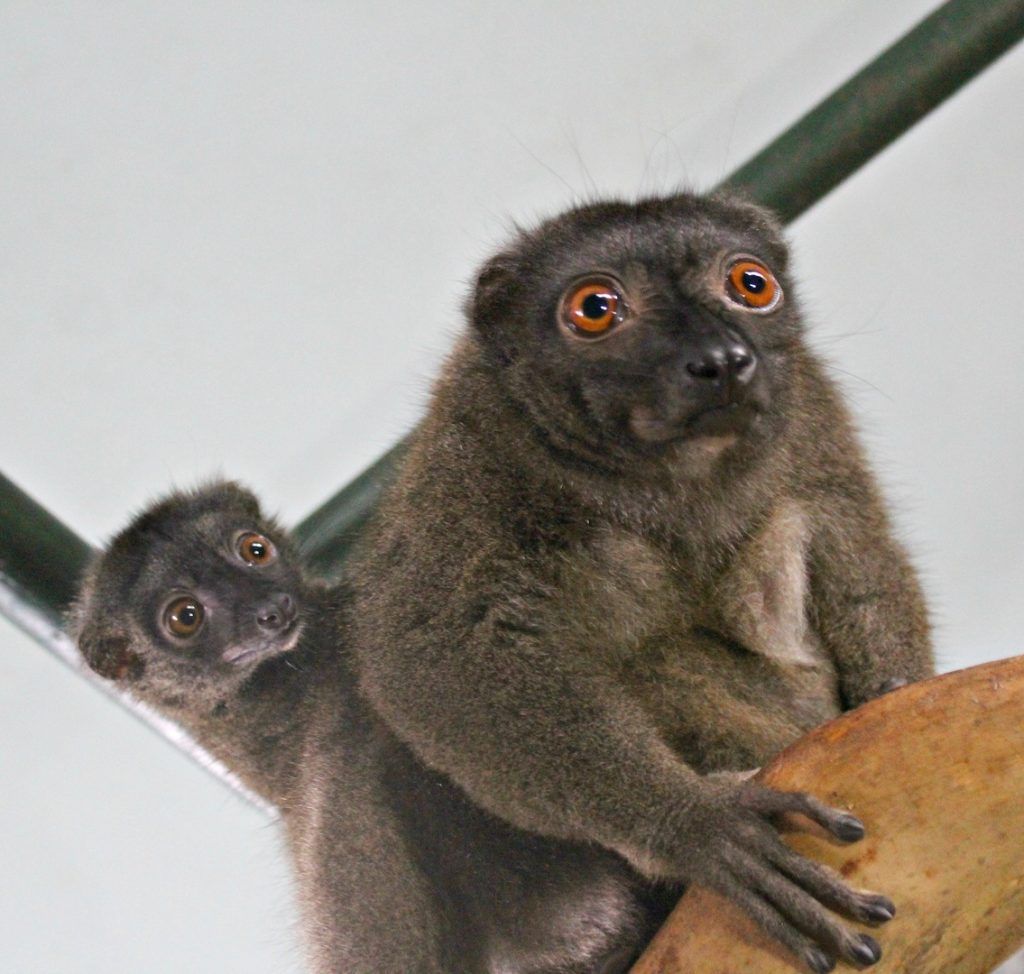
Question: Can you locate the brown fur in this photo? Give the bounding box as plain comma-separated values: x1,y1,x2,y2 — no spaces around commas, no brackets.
71,482,673,974
349,191,933,971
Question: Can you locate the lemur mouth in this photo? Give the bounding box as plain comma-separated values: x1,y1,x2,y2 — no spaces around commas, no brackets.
686,402,758,437
629,403,756,444
221,621,304,666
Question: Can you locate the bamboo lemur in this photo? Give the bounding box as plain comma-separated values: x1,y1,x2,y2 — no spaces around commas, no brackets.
71,483,675,974
349,190,933,972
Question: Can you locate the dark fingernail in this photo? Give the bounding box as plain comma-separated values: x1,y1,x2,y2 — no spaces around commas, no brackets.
850,933,882,966
805,946,836,973
834,814,866,842
864,895,896,923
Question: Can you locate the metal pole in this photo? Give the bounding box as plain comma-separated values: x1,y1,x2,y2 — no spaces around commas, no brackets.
295,441,409,577
723,0,1024,222
0,472,92,629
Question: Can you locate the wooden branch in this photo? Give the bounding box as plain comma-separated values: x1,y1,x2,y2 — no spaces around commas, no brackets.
632,655,1024,974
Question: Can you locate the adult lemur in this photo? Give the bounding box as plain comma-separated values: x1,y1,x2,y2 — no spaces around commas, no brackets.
72,483,674,974
349,190,933,971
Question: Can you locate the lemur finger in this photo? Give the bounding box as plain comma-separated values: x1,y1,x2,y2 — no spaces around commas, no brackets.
713,868,836,973
729,847,883,969
767,841,895,925
744,787,866,844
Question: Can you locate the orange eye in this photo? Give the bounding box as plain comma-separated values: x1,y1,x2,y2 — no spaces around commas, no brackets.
726,259,781,311
164,596,205,638
560,278,624,336
237,532,275,566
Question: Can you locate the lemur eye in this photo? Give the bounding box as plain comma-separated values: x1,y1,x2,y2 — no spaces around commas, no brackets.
237,532,276,566
560,277,625,337
164,596,205,638
725,259,781,312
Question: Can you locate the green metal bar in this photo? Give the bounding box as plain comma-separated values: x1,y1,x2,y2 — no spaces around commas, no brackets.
724,0,1024,222
0,472,92,634
296,441,409,577
295,0,1024,567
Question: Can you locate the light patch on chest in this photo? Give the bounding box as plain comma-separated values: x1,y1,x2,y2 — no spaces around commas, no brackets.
718,502,822,668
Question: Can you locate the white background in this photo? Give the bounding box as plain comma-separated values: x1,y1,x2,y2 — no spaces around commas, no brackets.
2,2,1022,971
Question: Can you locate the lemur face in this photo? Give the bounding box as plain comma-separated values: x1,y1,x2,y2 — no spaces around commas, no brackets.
147,523,303,670
74,483,310,692
470,192,801,472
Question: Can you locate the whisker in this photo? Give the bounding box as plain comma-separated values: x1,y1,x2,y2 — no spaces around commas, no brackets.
506,129,578,198
821,364,895,403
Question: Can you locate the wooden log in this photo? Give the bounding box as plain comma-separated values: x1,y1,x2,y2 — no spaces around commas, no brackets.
631,655,1024,973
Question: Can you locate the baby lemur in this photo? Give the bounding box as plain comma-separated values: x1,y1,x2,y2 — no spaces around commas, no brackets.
71,482,674,974
349,190,933,972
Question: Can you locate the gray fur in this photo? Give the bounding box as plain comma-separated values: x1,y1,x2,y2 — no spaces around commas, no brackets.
71,482,670,974
348,191,934,971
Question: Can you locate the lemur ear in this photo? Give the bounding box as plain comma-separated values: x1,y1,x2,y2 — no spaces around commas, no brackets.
472,252,516,308
77,623,145,682
467,251,520,367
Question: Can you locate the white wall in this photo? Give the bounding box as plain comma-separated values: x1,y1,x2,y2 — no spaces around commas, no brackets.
1,2,1021,970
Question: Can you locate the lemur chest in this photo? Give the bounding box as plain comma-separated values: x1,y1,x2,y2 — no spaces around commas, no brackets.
552,503,841,766
555,502,836,681
709,501,832,671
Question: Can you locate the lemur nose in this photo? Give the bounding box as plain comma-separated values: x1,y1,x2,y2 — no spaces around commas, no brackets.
685,343,756,386
256,593,296,631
